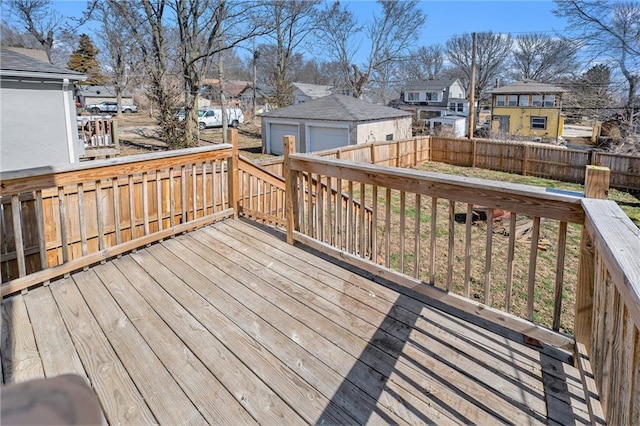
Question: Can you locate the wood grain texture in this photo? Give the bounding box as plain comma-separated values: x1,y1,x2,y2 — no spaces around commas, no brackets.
50,280,153,424
1,295,45,384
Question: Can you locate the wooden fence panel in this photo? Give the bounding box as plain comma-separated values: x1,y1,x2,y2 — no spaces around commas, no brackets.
595,153,640,192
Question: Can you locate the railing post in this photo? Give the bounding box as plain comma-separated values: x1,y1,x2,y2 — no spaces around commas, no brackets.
284,135,297,245
575,165,610,352
112,120,120,149
227,128,240,219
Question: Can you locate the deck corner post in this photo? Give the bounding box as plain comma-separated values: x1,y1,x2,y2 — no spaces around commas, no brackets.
574,165,610,352
227,128,240,219
284,135,297,245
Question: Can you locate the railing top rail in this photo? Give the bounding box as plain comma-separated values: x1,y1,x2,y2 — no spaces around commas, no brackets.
289,154,586,223
582,198,640,329
1,144,233,195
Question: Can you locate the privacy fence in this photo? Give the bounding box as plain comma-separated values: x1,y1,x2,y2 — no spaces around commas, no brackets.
258,136,640,193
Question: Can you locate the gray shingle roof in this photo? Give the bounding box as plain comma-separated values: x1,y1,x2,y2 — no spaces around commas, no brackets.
403,78,459,91
0,47,86,81
490,79,566,94
261,94,412,121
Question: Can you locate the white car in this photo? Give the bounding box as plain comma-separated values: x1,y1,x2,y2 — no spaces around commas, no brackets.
198,107,244,130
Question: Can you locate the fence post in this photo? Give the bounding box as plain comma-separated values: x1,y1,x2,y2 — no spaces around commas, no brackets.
227,128,239,219
370,143,376,165
574,165,610,352
284,135,298,245
471,139,477,168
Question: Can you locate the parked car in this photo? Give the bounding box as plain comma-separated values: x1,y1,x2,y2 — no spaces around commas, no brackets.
85,101,138,114
197,107,244,130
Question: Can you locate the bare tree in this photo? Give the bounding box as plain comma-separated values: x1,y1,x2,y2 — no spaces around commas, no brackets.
263,0,319,107
402,44,446,81
318,0,426,98
446,32,513,101
509,33,579,82
6,0,63,62
554,0,640,135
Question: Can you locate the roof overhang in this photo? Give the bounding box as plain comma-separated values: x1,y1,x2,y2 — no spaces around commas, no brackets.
0,70,87,82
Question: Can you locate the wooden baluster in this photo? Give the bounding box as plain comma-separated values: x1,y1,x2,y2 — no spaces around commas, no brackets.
484,208,494,305
429,197,438,285
347,181,354,253
526,216,541,320
128,174,136,240
192,164,197,220
552,221,567,330
94,181,106,250
211,161,217,214
399,191,406,273
371,185,378,264
227,129,239,218
11,195,26,277
169,168,176,227
112,178,122,245
414,194,421,278
180,166,187,223
142,172,150,235
58,187,69,263
220,160,226,211
359,183,365,258
385,188,391,268
464,203,473,298
318,175,324,243
326,176,333,245
505,212,517,312
447,200,455,291
35,190,48,271
336,178,343,250
77,183,88,257
156,170,163,231
202,162,207,217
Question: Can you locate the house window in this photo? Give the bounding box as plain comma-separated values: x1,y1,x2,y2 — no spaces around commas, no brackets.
425,92,441,101
519,95,530,106
386,134,393,141
531,116,547,129
457,103,463,112
508,95,518,106
496,95,506,106
544,94,556,107
407,92,419,101
532,95,542,106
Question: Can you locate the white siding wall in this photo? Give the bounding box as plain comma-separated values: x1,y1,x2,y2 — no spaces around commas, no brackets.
356,117,412,144
1,79,83,171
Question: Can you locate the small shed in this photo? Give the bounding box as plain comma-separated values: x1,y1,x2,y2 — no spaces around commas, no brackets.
261,94,412,155
1,47,86,172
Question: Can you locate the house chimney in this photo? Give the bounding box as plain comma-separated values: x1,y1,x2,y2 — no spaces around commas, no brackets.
494,79,499,88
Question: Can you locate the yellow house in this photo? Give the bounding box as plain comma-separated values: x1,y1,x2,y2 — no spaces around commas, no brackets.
490,80,566,142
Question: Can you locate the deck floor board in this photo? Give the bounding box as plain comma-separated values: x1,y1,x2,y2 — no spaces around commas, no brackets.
2,219,593,425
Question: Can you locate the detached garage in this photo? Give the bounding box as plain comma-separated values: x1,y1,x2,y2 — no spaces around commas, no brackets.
261,94,412,155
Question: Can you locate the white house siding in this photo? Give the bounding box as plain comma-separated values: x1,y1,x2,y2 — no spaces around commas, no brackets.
356,117,412,145
1,80,84,171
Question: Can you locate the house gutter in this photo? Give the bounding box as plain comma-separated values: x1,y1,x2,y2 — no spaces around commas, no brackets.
62,78,76,164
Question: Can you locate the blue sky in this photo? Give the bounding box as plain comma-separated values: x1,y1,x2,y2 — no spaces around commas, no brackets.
52,0,569,61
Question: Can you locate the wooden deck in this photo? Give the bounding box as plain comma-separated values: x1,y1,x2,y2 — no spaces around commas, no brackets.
2,219,592,425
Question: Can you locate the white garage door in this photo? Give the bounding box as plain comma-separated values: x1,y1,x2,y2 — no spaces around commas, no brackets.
308,125,349,152
269,123,299,155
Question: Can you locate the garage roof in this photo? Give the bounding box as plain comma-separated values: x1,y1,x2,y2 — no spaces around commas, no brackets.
0,47,86,81
261,94,411,122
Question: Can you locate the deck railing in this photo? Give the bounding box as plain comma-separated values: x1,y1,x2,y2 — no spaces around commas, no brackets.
283,138,639,424
1,142,236,296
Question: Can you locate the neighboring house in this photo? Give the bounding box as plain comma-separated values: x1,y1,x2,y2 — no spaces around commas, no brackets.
5,46,50,63
394,77,469,121
429,116,468,138
291,82,333,104
202,79,251,107
489,80,567,142
261,94,412,155
238,84,271,113
76,85,134,107
1,47,87,172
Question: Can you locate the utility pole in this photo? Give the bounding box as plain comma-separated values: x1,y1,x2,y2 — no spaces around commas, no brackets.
253,50,259,120
468,32,477,140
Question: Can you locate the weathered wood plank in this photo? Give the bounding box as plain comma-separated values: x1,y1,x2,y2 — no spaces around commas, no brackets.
1,295,45,384
49,277,156,425
71,269,205,424
129,244,352,425
175,232,440,425
215,222,553,423
22,287,85,378
92,260,255,425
